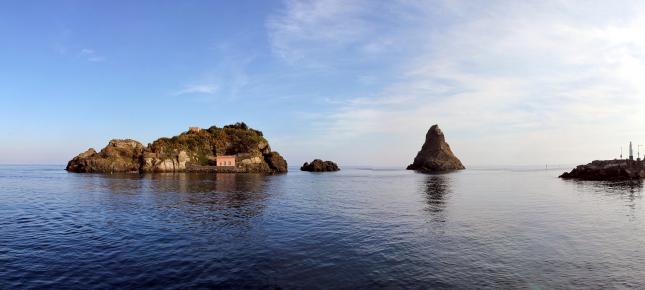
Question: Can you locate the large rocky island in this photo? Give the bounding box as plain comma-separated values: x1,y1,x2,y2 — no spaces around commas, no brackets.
559,159,645,181
66,122,287,174
407,124,465,173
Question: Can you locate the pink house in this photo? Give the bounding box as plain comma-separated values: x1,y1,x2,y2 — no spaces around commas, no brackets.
216,155,236,167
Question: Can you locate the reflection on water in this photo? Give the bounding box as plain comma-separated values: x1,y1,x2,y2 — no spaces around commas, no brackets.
81,172,272,228
82,172,268,194
89,172,267,194
567,179,643,221
213,173,266,193
7,166,645,289
568,179,643,203
422,174,452,221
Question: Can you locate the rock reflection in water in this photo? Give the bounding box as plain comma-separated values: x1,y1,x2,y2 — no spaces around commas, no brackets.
573,179,643,220
422,174,452,220
208,174,270,222
214,173,266,193
88,173,271,227
11,166,645,288
140,172,267,194
569,179,643,202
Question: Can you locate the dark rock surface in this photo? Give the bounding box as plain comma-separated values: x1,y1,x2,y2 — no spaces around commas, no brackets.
65,140,144,173
301,159,340,172
66,123,288,174
559,160,645,180
265,152,289,173
407,124,465,173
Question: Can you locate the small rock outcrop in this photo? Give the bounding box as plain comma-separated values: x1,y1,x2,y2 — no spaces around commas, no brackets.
266,152,289,173
407,124,465,173
559,160,645,180
300,159,340,172
66,139,144,173
66,122,288,174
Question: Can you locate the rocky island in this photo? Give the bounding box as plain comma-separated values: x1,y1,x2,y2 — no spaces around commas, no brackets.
559,159,645,180
300,159,340,172
66,122,287,174
407,124,465,173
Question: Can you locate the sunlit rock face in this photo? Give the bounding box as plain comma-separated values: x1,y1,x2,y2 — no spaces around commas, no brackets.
66,122,288,174
407,124,465,173
65,139,144,173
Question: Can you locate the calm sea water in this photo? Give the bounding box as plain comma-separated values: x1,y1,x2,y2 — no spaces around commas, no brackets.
1,165,645,289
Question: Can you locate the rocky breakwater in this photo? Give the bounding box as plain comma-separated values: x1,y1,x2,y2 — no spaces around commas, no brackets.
407,124,465,173
559,159,645,180
66,122,288,174
300,159,340,172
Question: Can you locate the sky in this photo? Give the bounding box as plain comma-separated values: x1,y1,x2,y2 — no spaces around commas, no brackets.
2,0,645,167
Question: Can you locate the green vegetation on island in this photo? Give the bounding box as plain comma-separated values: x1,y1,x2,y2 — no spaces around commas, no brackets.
66,122,287,174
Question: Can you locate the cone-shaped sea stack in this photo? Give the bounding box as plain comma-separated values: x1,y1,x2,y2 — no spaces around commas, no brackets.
407,124,465,172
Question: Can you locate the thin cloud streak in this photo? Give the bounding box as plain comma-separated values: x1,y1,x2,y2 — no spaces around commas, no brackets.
79,48,105,62
174,84,219,96
268,0,645,166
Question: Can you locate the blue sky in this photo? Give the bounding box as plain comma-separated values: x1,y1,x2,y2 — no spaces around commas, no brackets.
2,0,645,166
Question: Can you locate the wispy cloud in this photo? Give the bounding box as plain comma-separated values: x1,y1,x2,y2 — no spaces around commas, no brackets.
174,84,219,95
266,0,412,66
268,0,645,165
79,48,105,62
177,43,256,103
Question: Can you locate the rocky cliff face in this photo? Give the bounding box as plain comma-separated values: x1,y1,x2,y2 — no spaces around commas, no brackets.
66,122,288,174
560,160,645,180
265,152,289,173
407,124,465,173
65,139,144,173
300,159,340,172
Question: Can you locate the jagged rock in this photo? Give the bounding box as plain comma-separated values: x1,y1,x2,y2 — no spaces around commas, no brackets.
78,148,97,158
559,160,645,180
66,123,288,174
65,148,97,172
300,159,340,172
240,156,263,165
258,141,271,155
141,150,191,172
407,124,465,173
265,152,288,173
65,139,144,173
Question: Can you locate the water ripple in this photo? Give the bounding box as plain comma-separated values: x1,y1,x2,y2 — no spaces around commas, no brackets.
1,166,645,288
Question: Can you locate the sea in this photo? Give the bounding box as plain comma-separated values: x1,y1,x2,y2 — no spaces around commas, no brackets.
1,165,645,289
